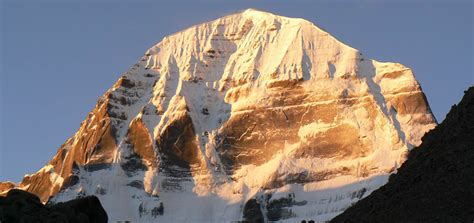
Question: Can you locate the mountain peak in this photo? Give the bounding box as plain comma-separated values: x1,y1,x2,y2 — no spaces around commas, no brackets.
240,8,309,28
240,8,279,19
147,8,360,84
5,10,436,223
242,8,267,14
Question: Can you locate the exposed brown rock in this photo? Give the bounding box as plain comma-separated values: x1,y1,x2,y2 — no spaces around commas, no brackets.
157,112,205,175
128,118,156,166
387,91,432,115
296,123,372,159
0,182,15,196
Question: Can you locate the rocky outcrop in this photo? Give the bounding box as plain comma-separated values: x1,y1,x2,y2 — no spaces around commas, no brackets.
0,189,107,223
2,9,436,222
0,182,15,197
332,87,474,223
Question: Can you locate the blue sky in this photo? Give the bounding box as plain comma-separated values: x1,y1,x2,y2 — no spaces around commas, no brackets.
1,0,472,182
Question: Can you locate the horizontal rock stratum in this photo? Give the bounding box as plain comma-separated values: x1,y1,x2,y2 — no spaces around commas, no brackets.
3,9,436,222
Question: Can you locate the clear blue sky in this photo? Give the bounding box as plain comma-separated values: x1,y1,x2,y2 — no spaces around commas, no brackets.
1,0,472,183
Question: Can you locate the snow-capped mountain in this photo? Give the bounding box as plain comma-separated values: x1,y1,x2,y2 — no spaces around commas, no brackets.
5,9,436,222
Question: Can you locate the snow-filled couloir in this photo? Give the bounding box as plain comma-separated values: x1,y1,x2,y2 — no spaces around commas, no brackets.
4,9,437,222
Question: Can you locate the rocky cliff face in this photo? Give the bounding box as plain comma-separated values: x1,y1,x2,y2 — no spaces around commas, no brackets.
332,87,474,223
4,9,436,222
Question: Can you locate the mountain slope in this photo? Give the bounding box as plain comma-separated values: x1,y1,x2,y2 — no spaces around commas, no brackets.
2,9,436,222
332,87,474,223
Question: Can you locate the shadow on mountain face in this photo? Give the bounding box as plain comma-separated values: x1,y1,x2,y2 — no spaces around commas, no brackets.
0,189,108,223
332,87,474,223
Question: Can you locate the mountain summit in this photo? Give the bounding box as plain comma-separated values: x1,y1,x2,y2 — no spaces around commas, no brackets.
2,9,436,222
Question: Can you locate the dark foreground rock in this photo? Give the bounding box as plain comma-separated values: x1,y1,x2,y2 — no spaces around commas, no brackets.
332,87,474,223
0,189,108,223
